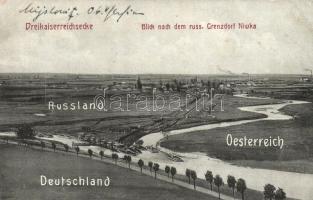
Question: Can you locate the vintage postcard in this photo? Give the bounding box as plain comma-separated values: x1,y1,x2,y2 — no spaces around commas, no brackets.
0,0,312,200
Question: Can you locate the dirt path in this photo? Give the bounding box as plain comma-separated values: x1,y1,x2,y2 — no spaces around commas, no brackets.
1,140,240,200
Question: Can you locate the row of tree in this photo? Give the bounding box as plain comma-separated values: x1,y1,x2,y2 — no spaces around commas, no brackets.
40,142,287,200
204,171,247,200
186,169,227,199
185,169,198,189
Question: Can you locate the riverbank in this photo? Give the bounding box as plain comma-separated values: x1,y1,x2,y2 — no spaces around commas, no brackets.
161,103,313,173
0,95,282,145
140,98,313,200
1,91,310,199
0,144,220,200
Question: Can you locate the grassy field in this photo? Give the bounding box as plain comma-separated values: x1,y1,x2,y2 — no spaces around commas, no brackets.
161,103,313,174
1,74,312,199
168,95,281,130
0,94,279,145
0,74,282,145
0,144,219,200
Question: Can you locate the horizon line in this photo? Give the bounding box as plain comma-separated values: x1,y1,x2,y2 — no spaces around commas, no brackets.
0,72,312,76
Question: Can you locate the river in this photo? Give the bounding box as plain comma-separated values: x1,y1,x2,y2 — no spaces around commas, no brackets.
139,96,312,200
1,95,312,199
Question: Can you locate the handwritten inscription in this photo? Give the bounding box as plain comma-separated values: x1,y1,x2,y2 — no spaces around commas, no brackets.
19,3,144,23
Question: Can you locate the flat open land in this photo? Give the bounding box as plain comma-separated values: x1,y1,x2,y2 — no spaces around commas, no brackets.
162,103,313,174
0,74,282,145
1,74,313,199
0,144,218,200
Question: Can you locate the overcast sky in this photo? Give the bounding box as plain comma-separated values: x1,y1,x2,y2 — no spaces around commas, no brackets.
0,0,312,74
